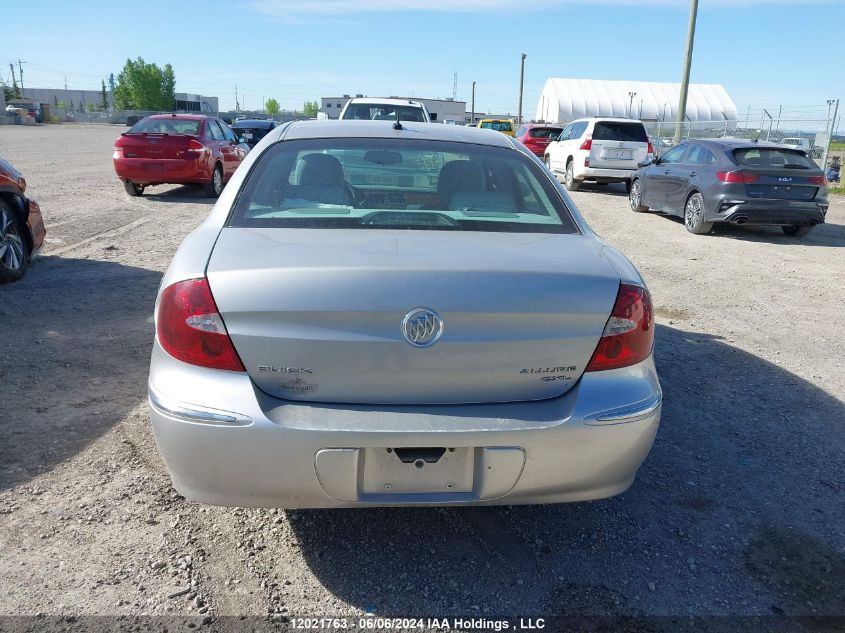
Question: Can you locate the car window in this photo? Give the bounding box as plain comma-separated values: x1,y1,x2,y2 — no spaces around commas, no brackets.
127,118,200,135
660,145,688,164
733,148,816,169
220,122,237,142
206,120,225,141
529,127,563,139
686,145,716,165
593,121,648,142
558,124,573,141
572,122,589,139
228,138,578,235
343,103,426,122
480,121,513,132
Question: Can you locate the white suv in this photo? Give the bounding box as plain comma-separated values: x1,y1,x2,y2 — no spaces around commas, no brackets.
544,117,652,191
338,98,431,123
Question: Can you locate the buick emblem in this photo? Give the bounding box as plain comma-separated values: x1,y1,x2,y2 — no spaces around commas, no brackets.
401,308,443,347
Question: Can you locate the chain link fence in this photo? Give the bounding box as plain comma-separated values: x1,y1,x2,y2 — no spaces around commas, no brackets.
645,118,836,167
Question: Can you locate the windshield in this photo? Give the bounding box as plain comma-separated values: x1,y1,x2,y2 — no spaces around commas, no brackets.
733,148,817,169
343,103,426,122
127,118,201,135
480,121,512,132
228,138,577,234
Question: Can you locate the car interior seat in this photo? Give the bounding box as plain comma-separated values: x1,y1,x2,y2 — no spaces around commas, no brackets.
285,153,355,207
436,160,515,213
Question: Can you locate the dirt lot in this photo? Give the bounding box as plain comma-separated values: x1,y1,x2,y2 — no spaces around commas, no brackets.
1,124,843,626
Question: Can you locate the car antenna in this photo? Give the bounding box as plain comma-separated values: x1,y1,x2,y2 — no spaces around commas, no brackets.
393,109,403,131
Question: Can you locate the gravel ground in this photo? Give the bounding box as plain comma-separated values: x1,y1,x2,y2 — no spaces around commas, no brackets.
0,124,843,628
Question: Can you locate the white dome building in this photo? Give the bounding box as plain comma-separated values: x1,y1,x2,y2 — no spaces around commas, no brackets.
535,78,737,124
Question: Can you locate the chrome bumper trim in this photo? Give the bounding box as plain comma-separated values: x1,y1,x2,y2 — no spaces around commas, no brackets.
148,386,252,426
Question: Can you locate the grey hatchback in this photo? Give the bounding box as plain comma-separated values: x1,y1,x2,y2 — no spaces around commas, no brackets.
629,139,829,236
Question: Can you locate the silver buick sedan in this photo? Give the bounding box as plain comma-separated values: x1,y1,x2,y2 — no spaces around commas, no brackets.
148,120,661,508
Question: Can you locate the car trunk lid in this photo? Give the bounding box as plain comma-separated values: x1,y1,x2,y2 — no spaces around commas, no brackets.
589,121,650,169
118,133,198,160
731,148,825,200
206,229,622,405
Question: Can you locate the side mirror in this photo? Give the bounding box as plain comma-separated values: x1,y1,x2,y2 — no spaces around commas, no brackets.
239,137,248,144
638,158,656,168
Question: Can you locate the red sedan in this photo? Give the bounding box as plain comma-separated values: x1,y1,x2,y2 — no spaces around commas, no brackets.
113,114,249,198
0,157,45,283
515,123,563,158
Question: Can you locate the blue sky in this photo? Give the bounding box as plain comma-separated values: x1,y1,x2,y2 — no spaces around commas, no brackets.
5,0,843,118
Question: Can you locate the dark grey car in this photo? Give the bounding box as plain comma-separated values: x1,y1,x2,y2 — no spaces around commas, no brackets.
629,139,829,237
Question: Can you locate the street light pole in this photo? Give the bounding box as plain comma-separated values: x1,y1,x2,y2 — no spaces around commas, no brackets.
517,53,526,125
628,91,637,118
674,0,699,144
821,98,839,171
471,81,476,125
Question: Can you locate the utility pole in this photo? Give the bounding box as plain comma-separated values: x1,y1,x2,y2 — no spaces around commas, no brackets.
517,53,526,125
471,81,476,125
18,59,26,98
235,85,239,112
9,63,19,98
821,98,839,171
674,0,699,144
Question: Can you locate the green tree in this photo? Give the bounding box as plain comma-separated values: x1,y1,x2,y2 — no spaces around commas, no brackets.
303,100,319,117
101,79,109,110
113,57,176,111
1,80,15,102
86,102,97,112
265,98,280,116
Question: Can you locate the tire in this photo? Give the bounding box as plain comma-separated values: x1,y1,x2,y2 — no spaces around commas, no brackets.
123,180,144,196
204,164,224,198
624,179,632,193
629,179,649,212
0,200,30,284
544,155,551,171
684,192,713,235
782,224,813,237
564,160,581,191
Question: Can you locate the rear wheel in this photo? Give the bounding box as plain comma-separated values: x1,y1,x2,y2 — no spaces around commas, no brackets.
564,160,581,191
123,180,144,196
543,155,551,171
0,200,29,284
629,179,648,212
204,164,224,198
782,224,813,237
684,192,713,235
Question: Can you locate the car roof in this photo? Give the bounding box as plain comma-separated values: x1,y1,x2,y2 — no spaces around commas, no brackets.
346,97,423,107
232,119,275,128
145,114,211,121
569,117,645,124
692,138,803,150
520,123,562,128
278,120,516,148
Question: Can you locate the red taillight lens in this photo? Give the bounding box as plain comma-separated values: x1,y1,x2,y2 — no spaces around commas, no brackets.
716,170,759,184
586,284,654,372
156,278,245,372
187,139,205,150
808,175,828,186
647,142,654,155
580,137,592,151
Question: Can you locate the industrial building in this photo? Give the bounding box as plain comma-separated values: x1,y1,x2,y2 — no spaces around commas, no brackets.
321,95,467,124
11,88,218,114
535,78,737,124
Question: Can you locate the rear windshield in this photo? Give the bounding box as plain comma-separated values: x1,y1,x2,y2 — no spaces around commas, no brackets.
228,138,577,234
733,148,817,170
127,118,201,135
480,121,513,132
343,104,426,122
593,121,648,143
529,127,562,139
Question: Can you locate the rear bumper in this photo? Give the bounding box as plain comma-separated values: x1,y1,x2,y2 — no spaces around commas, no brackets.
147,343,662,508
575,166,636,182
113,156,208,185
712,197,828,226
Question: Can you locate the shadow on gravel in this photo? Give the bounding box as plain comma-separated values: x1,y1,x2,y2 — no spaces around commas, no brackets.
0,256,161,492
289,324,845,618
143,184,217,204
652,213,845,247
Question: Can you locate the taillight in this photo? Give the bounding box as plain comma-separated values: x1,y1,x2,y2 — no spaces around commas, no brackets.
647,142,654,155
156,278,245,372
808,175,828,186
187,139,205,150
586,284,654,372
580,137,592,151
717,170,759,184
